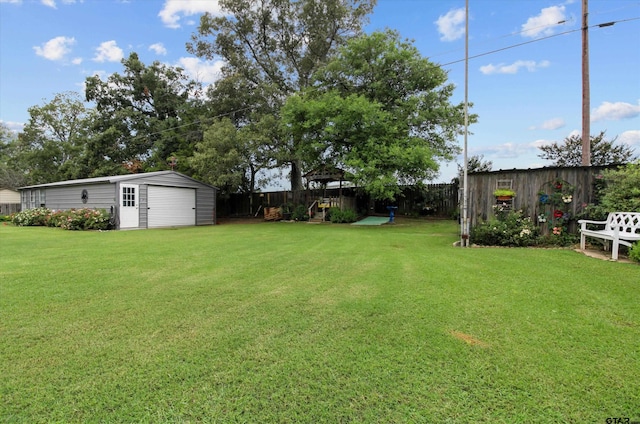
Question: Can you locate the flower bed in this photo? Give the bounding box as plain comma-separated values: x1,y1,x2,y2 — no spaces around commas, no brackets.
12,208,112,231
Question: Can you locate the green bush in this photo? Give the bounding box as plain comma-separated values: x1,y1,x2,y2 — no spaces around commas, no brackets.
629,242,640,263
292,204,309,221
11,207,51,226
11,208,112,230
471,210,538,247
328,207,359,223
600,161,640,212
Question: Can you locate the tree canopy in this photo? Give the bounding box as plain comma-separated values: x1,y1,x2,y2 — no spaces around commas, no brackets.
538,131,636,167
282,30,471,200
188,0,376,190
12,92,92,184
85,52,204,176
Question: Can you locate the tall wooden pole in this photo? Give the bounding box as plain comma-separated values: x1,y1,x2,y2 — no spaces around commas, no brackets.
581,0,591,166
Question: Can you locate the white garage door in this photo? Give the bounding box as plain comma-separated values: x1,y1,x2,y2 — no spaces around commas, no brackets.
148,186,196,228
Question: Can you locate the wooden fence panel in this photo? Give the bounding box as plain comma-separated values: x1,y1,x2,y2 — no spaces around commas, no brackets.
0,203,20,216
467,165,616,228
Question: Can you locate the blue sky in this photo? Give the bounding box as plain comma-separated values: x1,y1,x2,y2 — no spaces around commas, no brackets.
1,0,639,184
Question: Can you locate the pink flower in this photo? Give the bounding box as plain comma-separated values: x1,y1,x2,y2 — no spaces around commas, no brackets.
553,227,562,235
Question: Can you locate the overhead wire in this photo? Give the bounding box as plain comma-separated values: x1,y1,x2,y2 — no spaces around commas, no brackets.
438,17,640,67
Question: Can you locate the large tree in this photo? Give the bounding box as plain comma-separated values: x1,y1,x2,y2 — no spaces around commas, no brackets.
0,122,29,189
281,30,472,200
538,131,636,167
187,0,376,191
85,52,203,176
12,92,92,184
190,116,276,197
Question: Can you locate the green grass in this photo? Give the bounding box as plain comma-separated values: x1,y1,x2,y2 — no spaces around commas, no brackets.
1,219,639,423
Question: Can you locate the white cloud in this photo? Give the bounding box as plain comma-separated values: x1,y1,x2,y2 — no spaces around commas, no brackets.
435,8,466,42
149,43,168,56
0,120,24,133
0,0,23,4
521,5,566,38
532,118,565,130
591,101,640,121
158,0,224,29
39,0,78,7
479,60,550,75
619,130,640,146
176,57,224,84
33,36,76,61
93,40,124,63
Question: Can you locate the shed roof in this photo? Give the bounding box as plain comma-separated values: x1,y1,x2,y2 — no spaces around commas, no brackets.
19,171,217,190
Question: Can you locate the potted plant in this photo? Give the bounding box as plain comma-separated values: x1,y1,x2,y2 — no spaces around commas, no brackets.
281,203,293,220
493,188,516,201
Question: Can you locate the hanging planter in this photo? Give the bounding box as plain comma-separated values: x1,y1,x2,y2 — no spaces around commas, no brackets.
493,188,516,201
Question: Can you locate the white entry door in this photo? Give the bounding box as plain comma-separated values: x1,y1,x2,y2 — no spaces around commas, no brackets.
119,184,139,228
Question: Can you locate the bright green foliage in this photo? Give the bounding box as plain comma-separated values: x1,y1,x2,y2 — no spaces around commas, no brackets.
188,0,376,191
328,207,359,223
538,131,637,167
599,161,640,212
11,208,111,230
629,242,640,263
12,92,92,184
190,117,276,196
471,209,539,247
282,30,471,200
85,53,203,176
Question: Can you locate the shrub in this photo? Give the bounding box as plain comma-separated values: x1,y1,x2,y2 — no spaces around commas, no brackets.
59,208,111,230
292,205,309,221
600,161,640,212
328,207,359,223
471,210,538,247
629,242,640,263
11,207,112,230
11,207,50,226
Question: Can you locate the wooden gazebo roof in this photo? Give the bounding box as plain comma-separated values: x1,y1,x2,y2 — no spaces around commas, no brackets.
303,166,347,184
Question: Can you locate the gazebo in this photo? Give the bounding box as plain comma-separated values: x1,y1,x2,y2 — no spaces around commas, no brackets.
303,166,349,215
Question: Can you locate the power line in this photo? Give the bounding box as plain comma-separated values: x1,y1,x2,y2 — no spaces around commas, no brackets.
438,17,639,67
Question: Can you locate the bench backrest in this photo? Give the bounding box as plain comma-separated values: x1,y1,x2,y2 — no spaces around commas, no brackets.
606,212,640,234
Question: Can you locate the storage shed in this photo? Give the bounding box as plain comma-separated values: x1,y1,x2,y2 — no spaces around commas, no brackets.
18,171,217,229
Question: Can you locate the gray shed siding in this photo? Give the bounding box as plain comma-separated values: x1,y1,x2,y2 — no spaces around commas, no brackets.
44,183,117,211
196,186,215,225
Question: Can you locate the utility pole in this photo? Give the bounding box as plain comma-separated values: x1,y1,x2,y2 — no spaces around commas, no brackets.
581,0,591,166
461,0,470,247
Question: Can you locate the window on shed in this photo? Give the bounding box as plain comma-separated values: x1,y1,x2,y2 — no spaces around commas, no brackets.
39,190,46,206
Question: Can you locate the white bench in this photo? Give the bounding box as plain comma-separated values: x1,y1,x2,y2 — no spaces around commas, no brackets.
578,212,640,260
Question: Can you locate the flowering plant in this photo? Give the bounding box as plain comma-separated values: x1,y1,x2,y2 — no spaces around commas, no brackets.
12,207,112,231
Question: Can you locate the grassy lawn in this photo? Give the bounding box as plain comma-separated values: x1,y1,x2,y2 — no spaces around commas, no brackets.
1,219,639,423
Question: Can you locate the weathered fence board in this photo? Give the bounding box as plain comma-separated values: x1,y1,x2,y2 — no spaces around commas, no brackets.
467,165,617,228
0,203,20,216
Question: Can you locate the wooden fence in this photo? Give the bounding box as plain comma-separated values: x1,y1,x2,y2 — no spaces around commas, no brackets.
466,165,617,230
0,203,20,216
218,183,459,219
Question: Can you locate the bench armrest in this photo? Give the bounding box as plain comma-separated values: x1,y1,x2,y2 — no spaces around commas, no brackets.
577,219,607,225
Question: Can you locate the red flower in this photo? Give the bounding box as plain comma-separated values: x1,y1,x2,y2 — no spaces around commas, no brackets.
553,210,563,218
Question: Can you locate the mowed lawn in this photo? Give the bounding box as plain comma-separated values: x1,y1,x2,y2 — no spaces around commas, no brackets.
1,219,638,423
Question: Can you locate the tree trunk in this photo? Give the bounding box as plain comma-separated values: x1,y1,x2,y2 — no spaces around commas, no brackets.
290,159,303,204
